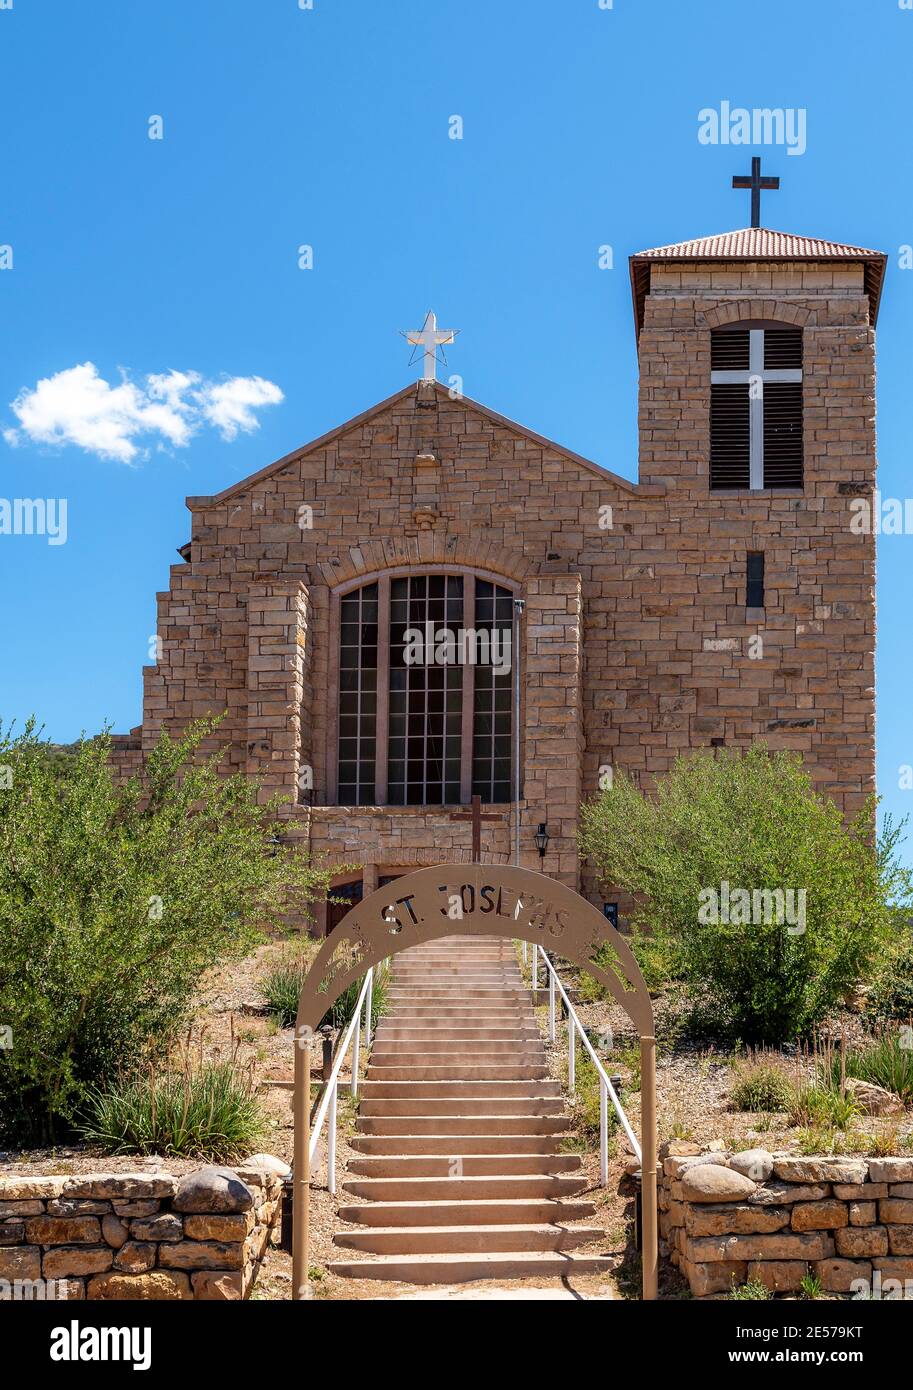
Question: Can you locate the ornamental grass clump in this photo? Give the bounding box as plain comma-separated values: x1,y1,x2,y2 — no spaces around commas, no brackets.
80,1038,268,1163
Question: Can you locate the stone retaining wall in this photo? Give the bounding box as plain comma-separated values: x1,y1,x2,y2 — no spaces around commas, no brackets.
0,1155,287,1300
659,1145,913,1297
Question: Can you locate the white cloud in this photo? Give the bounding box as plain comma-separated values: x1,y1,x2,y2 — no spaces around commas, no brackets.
196,377,285,441
3,362,284,463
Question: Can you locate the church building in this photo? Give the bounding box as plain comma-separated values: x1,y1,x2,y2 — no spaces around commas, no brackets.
112,206,886,934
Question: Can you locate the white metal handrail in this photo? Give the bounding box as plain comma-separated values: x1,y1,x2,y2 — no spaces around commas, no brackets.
531,944,642,1182
308,967,374,1195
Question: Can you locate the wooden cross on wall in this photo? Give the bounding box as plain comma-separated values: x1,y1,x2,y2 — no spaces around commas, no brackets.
449,794,501,862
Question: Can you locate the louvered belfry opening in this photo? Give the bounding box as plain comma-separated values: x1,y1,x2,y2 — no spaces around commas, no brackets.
710,330,751,487
710,325,803,490
762,329,803,488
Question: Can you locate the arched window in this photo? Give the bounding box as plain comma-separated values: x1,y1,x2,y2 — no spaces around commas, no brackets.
333,570,516,806
710,323,803,489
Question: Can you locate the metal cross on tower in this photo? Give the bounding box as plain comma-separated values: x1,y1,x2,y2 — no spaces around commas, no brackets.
732,156,780,229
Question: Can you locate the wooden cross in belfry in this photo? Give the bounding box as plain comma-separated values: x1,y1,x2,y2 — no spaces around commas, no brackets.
732,156,779,228
450,794,500,862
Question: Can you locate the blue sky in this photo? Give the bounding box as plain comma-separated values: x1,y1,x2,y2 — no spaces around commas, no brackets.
1,0,911,854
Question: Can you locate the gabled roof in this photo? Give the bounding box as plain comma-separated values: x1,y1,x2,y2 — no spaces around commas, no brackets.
186,381,637,509
629,226,887,335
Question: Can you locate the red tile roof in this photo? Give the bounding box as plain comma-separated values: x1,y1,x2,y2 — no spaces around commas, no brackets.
629,227,887,335
633,227,884,261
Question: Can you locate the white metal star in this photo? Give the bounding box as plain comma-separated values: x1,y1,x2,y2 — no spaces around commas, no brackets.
401,310,458,382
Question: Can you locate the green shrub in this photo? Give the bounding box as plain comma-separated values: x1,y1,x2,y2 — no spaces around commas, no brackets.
629,930,683,992
730,1057,793,1112
79,1056,268,1162
0,717,335,1143
570,1055,619,1149
579,746,893,1043
864,922,913,1024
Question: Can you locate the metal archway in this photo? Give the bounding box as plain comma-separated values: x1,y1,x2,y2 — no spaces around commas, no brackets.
292,864,657,1300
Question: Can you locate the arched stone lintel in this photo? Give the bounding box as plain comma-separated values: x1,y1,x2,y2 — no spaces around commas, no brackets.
703,300,813,329
316,534,538,592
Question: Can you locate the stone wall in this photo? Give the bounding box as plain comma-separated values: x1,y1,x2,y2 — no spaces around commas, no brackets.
659,1145,913,1297
0,1156,287,1301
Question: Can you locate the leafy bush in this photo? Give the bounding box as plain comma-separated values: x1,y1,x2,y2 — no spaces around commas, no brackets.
0,717,335,1143
865,925,913,1025
730,1056,793,1112
570,1055,619,1149
581,935,680,999
864,818,913,1023
80,1055,267,1162
579,746,892,1043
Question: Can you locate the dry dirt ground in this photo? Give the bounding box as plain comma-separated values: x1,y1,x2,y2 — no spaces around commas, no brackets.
4,941,911,1302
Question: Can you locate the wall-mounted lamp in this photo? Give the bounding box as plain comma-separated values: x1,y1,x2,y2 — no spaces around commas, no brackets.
534,823,550,860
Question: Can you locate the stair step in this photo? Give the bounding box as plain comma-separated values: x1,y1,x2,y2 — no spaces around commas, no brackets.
346,1154,582,1177
365,1066,549,1081
335,1197,597,1227
359,1080,562,1097
341,1175,588,1201
369,1045,548,1061
377,1011,522,1023
388,989,526,998
372,1030,542,1042
359,1098,565,1116
349,1135,564,1155
333,1223,604,1254
389,971,520,977
326,1251,615,1283
392,974,520,983
356,1115,571,1135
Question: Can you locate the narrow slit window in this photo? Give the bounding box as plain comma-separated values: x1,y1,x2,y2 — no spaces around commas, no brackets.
746,551,765,609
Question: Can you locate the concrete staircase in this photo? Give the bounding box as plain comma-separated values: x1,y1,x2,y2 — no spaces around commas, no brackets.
329,936,613,1284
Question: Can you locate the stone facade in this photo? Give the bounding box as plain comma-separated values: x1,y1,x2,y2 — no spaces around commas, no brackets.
111,234,881,918
660,1147,913,1297
0,1157,286,1301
